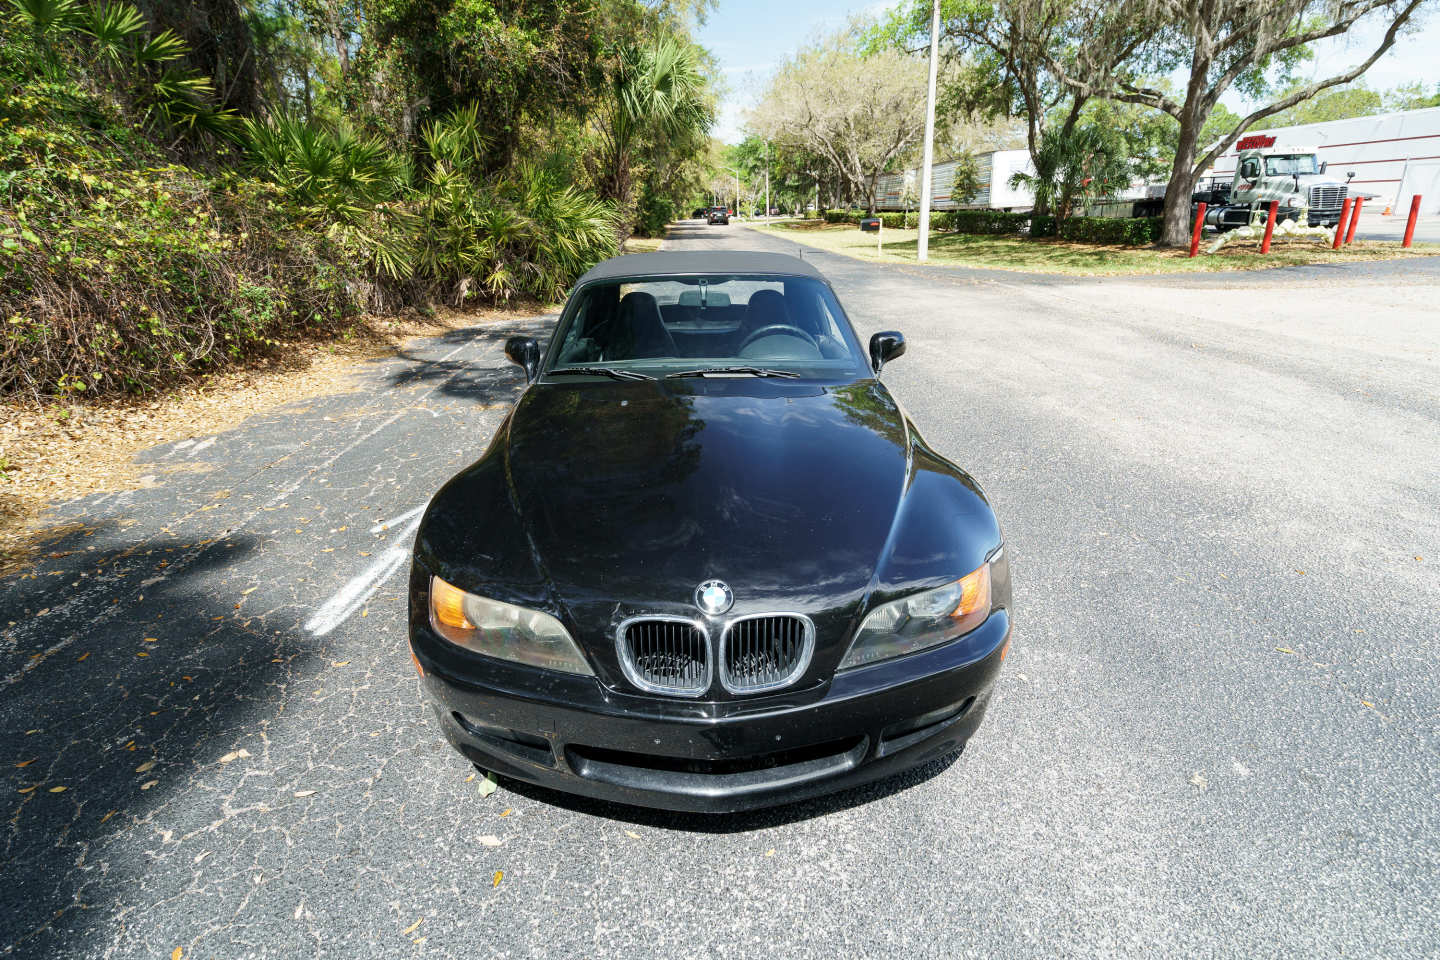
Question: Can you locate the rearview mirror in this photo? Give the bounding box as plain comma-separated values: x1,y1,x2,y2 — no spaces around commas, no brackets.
505,336,541,383
869,331,905,375
1319,160,1328,173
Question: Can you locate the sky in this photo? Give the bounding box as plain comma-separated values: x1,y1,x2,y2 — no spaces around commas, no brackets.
696,0,1440,146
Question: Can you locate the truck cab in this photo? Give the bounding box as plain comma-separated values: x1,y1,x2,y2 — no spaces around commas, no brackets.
1201,138,1350,231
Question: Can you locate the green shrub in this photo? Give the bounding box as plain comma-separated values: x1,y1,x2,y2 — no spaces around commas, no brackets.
1029,214,1057,238
633,184,675,238
1055,216,1163,245
945,210,1032,235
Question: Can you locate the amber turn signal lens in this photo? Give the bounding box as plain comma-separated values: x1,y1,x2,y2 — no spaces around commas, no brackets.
430,576,475,631
951,563,991,618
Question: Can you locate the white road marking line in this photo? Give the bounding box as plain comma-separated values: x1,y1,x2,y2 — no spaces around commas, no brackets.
305,512,424,636
370,504,427,533
3,334,505,687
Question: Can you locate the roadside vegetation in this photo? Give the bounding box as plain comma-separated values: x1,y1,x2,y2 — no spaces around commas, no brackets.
0,0,716,402
757,220,1440,276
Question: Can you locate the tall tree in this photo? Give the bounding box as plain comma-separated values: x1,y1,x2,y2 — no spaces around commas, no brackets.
749,35,931,213
592,33,711,239
1053,0,1429,246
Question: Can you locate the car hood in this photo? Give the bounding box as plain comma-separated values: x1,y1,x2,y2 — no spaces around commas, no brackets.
416,375,1001,695
506,378,909,620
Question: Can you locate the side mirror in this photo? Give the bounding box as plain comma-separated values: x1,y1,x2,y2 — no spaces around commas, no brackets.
1319,160,1328,173
869,331,905,375
505,336,541,383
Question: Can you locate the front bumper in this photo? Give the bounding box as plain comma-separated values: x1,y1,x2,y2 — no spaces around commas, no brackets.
410,611,1009,813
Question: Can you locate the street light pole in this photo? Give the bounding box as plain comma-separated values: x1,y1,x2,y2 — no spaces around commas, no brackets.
917,0,941,261
765,141,771,218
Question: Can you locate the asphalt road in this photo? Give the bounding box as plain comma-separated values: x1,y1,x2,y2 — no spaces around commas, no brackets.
3,224,1437,959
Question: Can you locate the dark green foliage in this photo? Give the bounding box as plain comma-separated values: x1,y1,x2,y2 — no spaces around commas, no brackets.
943,210,1031,235
633,183,676,238
362,0,610,170
1053,216,1164,246
1,0,710,399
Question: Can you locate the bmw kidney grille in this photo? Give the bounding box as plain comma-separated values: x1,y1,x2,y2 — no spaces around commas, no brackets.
616,614,814,697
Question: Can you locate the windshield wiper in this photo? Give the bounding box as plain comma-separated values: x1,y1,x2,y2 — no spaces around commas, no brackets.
665,366,801,379
548,366,655,382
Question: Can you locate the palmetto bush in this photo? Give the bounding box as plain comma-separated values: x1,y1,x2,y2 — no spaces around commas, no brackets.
245,104,617,304
1,5,617,399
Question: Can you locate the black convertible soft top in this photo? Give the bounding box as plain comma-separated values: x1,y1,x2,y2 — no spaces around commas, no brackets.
575,250,824,285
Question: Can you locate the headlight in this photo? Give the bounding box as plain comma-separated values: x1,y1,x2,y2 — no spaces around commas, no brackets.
838,547,1010,671
428,576,593,676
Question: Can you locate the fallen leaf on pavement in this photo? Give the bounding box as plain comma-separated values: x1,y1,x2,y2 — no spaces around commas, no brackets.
141,780,158,790
464,773,475,783
15,759,34,768
294,789,317,798
219,752,238,763
76,652,89,662
100,810,116,824
18,785,37,794
477,773,498,798
48,786,67,793
1275,647,1297,655
765,849,775,857
135,760,156,773
492,871,502,887
1189,772,1208,791
242,587,257,595
624,830,641,840
477,835,502,847
499,808,511,817
401,917,423,936
332,660,349,667
172,948,183,960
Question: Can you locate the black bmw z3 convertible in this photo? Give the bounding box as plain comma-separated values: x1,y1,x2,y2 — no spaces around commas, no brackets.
407,251,1011,813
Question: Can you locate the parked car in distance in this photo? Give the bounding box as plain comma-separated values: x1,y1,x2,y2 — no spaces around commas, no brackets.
708,207,729,225
408,251,1012,813
691,208,707,219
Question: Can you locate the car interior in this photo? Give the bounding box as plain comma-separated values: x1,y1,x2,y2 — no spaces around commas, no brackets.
554,277,856,365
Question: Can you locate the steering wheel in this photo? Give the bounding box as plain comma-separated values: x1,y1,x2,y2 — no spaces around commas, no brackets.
738,323,819,353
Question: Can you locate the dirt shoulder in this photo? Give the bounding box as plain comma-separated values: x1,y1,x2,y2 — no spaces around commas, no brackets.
0,304,542,574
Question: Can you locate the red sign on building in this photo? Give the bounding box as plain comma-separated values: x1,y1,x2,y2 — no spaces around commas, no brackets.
1236,134,1277,150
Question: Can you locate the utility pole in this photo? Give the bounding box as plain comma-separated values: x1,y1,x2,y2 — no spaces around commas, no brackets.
765,141,771,218
917,0,941,261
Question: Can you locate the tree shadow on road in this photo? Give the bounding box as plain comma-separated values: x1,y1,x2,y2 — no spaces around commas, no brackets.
0,525,319,955
383,320,550,401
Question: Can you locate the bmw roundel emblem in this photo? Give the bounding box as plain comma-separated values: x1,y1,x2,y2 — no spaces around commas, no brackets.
695,579,734,616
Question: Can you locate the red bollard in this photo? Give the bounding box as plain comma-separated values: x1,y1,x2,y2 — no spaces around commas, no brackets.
1190,202,1207,257
1403,194,1422,248
1345,196,1364,244
1333,198,1352,249
1260,200,1278,253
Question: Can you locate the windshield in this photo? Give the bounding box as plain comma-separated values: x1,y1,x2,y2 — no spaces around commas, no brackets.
1265,155,1317,176
547,274,870,379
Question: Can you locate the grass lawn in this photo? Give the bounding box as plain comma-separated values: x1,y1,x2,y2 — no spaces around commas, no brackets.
752,220,1440,275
